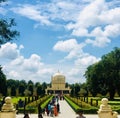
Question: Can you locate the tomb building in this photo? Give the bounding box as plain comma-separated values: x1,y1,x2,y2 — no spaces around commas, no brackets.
46,71,71,94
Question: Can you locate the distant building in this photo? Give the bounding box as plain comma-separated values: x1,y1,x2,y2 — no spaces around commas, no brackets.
46,71,71,94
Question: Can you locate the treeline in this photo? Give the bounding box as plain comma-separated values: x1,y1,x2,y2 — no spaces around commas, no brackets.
0,70,48,97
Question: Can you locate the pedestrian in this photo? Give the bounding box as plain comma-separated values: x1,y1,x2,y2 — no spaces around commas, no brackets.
45,105,49,116
48,103,52,116
54,104,58,116
57,102,60,113
38,114,43,118
76,110,86,118
38,104,43,118
23,113,30,118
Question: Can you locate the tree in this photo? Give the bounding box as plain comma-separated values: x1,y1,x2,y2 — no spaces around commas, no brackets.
11,85,16,96
0,0,6,3
28,80,34,85
36,85,43,96
85,64,100,97
0,65,7,96
28,84,34,96
18,80,26,96
0,18,19,45
85,47,120,100
0,1,19,45
101,47,120,99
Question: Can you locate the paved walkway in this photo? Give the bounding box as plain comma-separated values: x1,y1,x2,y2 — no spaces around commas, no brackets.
16,100,120,118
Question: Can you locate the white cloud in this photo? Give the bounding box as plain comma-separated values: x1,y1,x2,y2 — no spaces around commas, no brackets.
0,43,20,60
72,28,89,36
11,4,52,25
75,55,100,66
100,7,120,24
0,43,50,82
53,39,78,52
10,56,24,66
53,39,86,59
22,54,43,72
65,0,120,47
8,70,21,79
86,37,111,47
104,24,120,37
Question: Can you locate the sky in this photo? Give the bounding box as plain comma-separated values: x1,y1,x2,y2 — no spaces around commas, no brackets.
0,0,120,84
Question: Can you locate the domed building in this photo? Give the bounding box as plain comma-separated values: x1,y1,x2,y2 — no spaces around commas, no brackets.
46,71,71,94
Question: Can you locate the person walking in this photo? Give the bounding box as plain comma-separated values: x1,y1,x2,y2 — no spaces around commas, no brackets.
57,102,60,113
23,113,30,118
76,110,86,118
54,104,58,116
38,104,43,118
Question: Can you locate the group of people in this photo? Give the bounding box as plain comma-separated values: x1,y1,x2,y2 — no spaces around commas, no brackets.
45,96,60,117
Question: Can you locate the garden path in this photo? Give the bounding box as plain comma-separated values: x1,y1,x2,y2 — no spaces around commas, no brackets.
16,99,120,118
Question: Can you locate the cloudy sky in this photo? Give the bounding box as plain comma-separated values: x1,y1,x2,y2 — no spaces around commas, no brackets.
0,0,120,84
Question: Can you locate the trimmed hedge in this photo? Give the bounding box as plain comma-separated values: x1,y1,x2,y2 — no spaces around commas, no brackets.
64,95,98,114
17,95,53,113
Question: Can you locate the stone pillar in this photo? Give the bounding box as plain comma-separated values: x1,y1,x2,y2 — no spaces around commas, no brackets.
0,97,16,118
98,98,118,118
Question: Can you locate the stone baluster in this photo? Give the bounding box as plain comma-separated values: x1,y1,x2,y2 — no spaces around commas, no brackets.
0,97,16,118
98,98,118,118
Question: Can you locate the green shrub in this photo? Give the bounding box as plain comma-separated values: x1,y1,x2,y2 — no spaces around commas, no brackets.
18,107,36,113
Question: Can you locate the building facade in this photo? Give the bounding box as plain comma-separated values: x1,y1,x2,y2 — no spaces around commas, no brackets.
46,71,71,95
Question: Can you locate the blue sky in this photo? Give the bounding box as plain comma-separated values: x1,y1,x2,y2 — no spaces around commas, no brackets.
0,0,120,84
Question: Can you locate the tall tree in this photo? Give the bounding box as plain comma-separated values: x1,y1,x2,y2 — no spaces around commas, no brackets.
101,47,120,99
18,80,27,96
28,84,34,96
0,66,7,96
85,47,120,100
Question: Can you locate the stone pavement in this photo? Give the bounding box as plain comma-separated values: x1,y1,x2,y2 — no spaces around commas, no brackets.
16,100,120,118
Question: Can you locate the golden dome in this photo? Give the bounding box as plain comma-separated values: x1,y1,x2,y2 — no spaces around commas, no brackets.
52,71,65,83
53,71,65,78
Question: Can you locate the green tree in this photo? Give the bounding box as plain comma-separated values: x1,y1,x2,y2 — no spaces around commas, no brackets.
11,85,16,96
0,0,6,2
0,18,19,45
85,64,100,97
74,83,81,97
28,80,34,85
36,84,43,96
28,84,34,96
18,80,26,96
85,47,120,100
101,47,120,99
0,66,7,96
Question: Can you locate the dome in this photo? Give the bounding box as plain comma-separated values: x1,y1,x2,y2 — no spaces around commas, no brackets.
53,71,65,78
52,71,65,83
